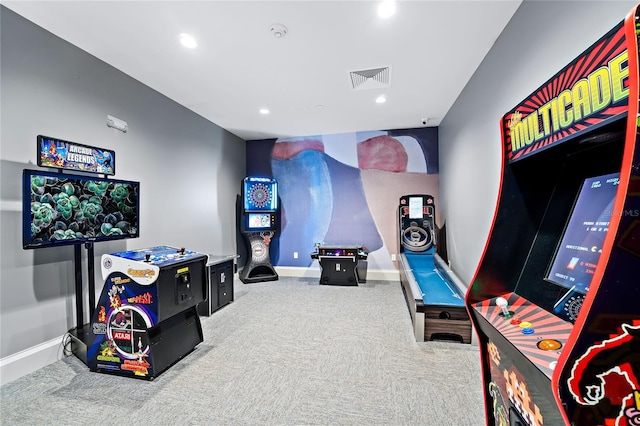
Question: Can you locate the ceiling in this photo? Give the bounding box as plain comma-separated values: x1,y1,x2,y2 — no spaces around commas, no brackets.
3,1,522,141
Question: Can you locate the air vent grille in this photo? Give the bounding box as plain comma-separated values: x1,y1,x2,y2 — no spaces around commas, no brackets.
349,66,391,90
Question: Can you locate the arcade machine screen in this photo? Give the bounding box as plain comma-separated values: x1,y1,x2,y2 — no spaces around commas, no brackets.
243,178,277,212
546,172,619,322
409,196,424,219
242,177,277,232
247,213,273,229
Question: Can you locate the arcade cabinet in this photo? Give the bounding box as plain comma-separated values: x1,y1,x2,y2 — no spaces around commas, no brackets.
71,246,207,379
310,245,368,286
398,194,471,343
239,176,279,283
467,6,640,425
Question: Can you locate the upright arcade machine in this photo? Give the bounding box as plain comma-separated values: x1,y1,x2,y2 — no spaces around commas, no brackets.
467,6,640,425
398,194,471,344
239,176,279,283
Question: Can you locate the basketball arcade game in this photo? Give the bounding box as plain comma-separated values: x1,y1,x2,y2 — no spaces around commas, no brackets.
398,194,471,343
467,6,640,425
239,176,279,283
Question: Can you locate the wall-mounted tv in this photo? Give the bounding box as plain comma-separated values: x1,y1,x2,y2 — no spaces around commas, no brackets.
23,169,140,249
545,172,620,295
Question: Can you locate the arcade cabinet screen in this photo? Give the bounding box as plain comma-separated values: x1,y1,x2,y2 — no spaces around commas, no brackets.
22,169,140,249
243,177,277,211
247,213,272,229
545,172,620,295
408,197,423,219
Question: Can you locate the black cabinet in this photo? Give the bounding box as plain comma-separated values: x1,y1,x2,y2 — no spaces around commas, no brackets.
197,254,238,316
310,245,368,286
214,262,233,307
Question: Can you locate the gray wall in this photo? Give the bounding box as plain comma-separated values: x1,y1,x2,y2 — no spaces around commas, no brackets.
0,7,246,359
439,1,638,284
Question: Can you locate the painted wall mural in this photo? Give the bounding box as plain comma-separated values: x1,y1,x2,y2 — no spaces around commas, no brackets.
246,127,439,270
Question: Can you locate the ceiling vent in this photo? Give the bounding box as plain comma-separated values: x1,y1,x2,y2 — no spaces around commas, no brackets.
349,66,391,90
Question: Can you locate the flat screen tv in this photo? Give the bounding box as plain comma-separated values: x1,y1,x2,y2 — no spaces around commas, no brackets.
23,169,140,249
545,172,620,295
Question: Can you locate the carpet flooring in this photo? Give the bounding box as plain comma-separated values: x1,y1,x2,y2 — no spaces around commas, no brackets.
0,277,485,425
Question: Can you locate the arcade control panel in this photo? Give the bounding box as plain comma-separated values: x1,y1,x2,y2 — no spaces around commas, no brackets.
472,292,573,378
101,245,208,321
312,246,368,259
109,245,203,267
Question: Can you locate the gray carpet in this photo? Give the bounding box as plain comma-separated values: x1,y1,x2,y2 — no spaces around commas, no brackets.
0,277,485,425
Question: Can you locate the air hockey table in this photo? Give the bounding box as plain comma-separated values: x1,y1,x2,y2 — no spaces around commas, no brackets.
399,251,471,343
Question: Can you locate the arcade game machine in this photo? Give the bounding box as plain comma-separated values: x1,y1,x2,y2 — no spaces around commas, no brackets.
467,5,640,425
72,246,208,379
310,245,368,286
239,176,279,283
398,194,471,343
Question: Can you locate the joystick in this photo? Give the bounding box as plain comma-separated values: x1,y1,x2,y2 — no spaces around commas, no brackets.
144,253,151,263
178,247,185,255
496,297,512,318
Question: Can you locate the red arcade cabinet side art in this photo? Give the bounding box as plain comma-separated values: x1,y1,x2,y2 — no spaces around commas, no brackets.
466,4,640,426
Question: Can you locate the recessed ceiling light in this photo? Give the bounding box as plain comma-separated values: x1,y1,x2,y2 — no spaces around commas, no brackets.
376,95,387,104
259,108,270,114
179,33,197,49
378,1,396,18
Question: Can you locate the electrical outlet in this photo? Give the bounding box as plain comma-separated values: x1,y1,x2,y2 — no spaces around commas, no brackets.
391,254,396,261
293,252,298,259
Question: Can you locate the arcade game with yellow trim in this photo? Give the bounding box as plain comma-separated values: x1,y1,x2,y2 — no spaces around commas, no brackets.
466,4,640,425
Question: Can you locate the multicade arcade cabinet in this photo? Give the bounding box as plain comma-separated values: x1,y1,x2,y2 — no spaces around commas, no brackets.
71,246,207,379
239,176,279,283
467,5,640,425
398,194,471,343
310,245,368,286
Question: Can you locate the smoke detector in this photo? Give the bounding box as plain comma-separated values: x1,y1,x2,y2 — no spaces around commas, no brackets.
269,24,288,38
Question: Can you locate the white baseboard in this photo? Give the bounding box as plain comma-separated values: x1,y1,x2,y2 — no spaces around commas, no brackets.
0,336,65,386
275,266,399,282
